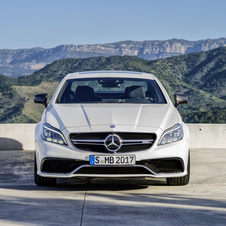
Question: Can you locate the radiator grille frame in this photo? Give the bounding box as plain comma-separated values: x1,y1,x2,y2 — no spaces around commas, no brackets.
70,132,156,153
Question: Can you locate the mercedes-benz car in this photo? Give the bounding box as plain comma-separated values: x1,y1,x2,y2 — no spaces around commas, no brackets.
34,71,189,186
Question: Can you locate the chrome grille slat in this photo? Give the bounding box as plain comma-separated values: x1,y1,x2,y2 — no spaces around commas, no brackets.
72,139,154,145
70,132,156,153
71,139,105,143
122,139,154,143
73,142,105,146
121,142,153,146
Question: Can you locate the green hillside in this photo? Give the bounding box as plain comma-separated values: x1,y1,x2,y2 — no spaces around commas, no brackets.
1,38,226,77
1,46,226,123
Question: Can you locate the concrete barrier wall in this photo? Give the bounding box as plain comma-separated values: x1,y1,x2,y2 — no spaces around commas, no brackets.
0,124,226,150
0,124,36,150
187,124,226,149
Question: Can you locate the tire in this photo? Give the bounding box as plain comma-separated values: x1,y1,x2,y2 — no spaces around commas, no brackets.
34,153,57,186
166,152,190,186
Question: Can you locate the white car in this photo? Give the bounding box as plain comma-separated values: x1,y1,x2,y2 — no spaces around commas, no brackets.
34,71,189,186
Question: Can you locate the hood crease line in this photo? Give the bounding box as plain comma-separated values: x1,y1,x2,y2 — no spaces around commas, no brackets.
134,104,143,131
81,105,92,130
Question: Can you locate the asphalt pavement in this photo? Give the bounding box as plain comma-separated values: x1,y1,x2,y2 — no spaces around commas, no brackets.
0,149,225,226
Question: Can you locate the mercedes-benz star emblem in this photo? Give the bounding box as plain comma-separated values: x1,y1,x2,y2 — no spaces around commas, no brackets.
104,134,122,152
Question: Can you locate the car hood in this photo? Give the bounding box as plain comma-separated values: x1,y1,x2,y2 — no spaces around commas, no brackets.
45,103,179,132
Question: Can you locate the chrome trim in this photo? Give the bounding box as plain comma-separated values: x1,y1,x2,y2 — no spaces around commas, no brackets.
122,139,154,143
72,139,105,143
104,134,122,152
72,164,156,175
121,142,152,146
72,139,105,146
122,139,154,145
71,139,154,146
41,165,156,176
72,142,105,146
70,133,155,152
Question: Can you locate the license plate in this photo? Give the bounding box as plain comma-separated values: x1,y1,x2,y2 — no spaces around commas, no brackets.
90,155,136,165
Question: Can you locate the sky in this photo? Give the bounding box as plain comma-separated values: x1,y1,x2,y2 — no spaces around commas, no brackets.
0,0,226,49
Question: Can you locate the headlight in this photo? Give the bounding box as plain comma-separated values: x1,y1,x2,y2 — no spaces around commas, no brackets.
158,123,183,145
42,123,67,145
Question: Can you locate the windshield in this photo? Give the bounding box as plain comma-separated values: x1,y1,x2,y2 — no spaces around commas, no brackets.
56,77,166,104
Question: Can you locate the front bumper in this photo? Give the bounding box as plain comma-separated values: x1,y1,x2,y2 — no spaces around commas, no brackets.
38,156,185,178
35,130,189,179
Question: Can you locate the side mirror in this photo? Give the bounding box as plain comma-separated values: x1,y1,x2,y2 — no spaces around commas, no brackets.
34,93,48,108
174,94,188,108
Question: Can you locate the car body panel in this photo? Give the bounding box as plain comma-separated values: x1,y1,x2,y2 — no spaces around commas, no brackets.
35,71,189,180
45,103,178,131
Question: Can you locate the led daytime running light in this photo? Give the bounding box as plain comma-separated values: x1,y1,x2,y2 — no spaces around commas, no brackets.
42,124,67,145
158,124,183,145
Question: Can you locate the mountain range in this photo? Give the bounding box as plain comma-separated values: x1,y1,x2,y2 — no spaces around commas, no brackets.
1,38,226,77
0,45,226,124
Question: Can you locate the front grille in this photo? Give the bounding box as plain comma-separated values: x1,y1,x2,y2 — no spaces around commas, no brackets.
74,166,153,175
70,132,156,153
73,144,152,153
117,144,152,153
138,158,184,174
41,159,89,173
70,132,155,140
74,144,107,152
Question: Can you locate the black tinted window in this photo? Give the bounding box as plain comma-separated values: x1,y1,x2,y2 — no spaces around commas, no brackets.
56,77,166,104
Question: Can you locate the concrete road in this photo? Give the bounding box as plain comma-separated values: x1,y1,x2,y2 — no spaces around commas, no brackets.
0,149,225,226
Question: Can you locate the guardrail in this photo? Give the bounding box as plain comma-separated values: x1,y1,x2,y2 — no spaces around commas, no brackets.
0,124,225,150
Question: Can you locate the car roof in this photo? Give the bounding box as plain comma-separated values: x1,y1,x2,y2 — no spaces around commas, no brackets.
66,71,156,80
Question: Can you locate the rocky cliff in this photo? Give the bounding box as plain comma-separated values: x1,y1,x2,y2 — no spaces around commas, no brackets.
1,38,226,77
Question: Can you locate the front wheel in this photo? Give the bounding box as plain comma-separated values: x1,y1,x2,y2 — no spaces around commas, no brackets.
166,152,190,186
34,153,57,186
